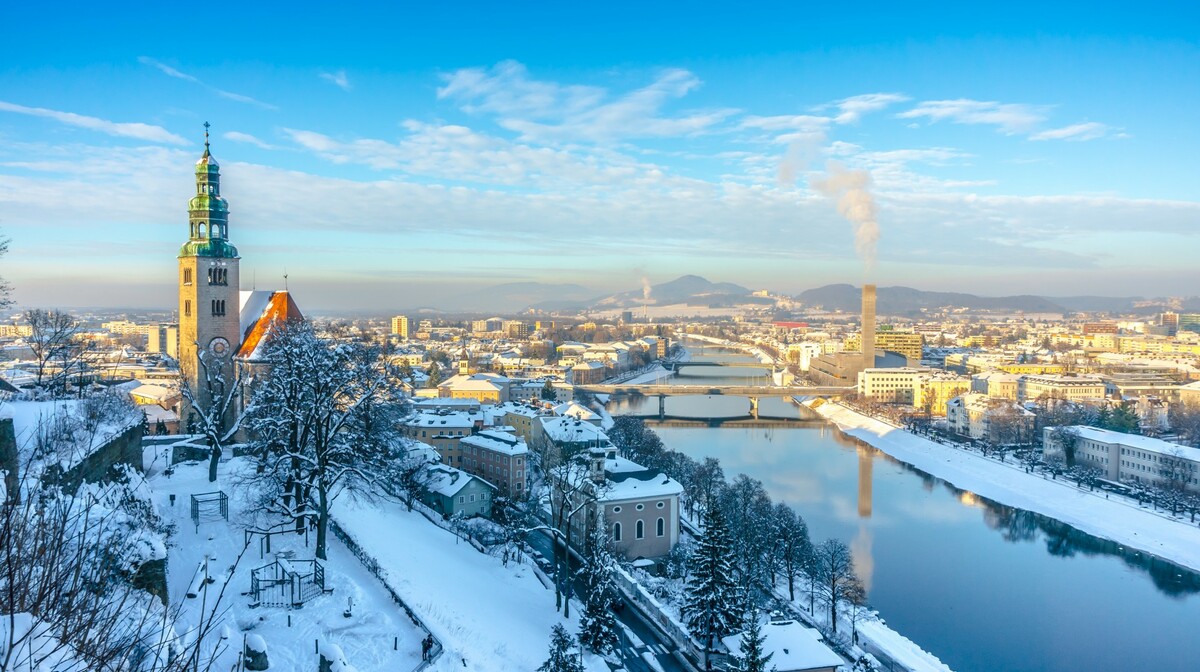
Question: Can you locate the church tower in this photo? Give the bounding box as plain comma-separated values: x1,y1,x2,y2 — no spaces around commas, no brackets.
179,124,242,420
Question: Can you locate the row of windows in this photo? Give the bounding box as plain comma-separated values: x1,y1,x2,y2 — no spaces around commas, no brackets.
208,268,228,285
610,501,665,514
457,492,489,504
211,299,227,317
612,518,666,542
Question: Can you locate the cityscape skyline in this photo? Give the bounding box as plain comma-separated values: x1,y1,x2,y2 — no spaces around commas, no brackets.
2,3,1198,310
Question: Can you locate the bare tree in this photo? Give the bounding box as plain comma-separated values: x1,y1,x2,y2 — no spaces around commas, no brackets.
242,322,401,560
1169,401,1200,448
1,446,237,671
25,309,83,396
542,445,610,618
1047,426,1081,467
773,503,812,602
0,233,12,311
1158,448,1197,515
810,538,863,634
179,349,244,483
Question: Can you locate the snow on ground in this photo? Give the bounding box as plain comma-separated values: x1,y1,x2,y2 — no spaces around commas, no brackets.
334,498,607,672
810,400,1200,573
150,459,425,672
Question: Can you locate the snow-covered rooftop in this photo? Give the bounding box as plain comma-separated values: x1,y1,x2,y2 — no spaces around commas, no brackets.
1066,425,1200,462
720,620,843,672
461,429,528,456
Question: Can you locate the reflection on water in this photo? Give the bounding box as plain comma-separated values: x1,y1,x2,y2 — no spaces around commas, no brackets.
624,345,1200,672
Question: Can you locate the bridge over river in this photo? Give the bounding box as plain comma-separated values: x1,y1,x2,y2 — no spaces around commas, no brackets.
575,383,854,418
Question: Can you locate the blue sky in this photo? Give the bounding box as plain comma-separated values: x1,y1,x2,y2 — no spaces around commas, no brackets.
1,2,1197,310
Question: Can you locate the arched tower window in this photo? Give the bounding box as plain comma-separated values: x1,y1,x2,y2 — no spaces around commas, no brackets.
198,223,207,238
612,522,622,542
636,520,644,539
656,518,665,537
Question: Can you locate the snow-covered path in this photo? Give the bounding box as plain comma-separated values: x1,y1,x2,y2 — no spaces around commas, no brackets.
333,499,607,672
809,400,1200,573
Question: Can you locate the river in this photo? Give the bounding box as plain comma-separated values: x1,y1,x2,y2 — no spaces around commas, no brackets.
607,343,1200,672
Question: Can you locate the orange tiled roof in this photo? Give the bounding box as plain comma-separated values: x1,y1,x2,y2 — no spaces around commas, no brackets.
236,291,304,359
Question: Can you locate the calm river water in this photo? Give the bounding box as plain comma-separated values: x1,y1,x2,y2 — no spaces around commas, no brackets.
607,344,1200,672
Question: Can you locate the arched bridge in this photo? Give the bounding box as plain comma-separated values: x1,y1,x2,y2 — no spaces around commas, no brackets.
576,384,855,419
670,360,777,371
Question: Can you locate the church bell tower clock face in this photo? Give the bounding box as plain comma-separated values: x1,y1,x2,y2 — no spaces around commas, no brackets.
209,337,230,358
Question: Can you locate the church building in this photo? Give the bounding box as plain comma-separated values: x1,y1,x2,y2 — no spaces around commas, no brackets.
178,125,302,426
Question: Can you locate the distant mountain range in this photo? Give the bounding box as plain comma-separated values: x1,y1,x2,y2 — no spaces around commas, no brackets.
435,277,1189,316
797,284,1181,316
593,274,754,308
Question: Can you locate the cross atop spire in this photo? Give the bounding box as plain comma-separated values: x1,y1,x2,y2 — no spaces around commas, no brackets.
203,121,211,157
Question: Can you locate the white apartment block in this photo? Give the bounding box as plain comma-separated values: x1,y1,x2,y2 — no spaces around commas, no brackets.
1042,426,1200,492
1017,374,1106,403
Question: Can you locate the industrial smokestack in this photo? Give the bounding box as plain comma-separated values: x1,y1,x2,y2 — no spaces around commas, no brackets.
862,284,876,370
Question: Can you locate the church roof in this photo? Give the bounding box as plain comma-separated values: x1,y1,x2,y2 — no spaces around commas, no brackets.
236,290,304,360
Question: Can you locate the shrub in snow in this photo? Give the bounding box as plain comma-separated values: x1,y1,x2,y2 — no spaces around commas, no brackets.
244,634,269,670
318,641,359,672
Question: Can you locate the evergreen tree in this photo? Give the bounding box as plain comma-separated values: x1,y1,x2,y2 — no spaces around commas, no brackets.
542,379,557,401
728,611,775,672
684,503,741,667
1108,403,1141,433
537,623,584,672
578,515,619,654
1094,405,1112,430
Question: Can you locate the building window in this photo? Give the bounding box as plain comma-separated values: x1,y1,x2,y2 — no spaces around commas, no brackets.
458,496,464,503
470,494,475,502
636,520,644,539
657,518,665,537
612,506,621,514
613,522,622,542
211,299,226,316
184,300,191,317
656,501,665,509
636,504,644,511
183,269,193,285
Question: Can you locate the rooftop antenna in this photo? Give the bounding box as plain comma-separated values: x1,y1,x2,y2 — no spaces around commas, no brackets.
283,269,289,291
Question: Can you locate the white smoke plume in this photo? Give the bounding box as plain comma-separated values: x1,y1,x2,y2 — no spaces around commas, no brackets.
641,277,653,303
811,160,880,271
777,132,826,187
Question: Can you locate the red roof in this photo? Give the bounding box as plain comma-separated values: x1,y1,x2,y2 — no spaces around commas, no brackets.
773,321,809,329
237,291,304,359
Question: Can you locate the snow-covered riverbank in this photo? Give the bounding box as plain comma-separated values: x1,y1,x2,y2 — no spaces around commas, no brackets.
807,400,1200,573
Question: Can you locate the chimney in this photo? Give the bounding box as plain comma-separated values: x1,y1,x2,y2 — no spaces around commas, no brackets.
861,284,876,370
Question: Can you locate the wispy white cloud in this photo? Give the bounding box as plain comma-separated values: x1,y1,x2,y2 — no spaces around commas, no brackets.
1029,121,1117,142
319,70,352,91
223,131,280,150
898,99,1049,134
0,100,187,145
138,57,198,83
281,121,690,190
829,93,910,124
438,61,736,143
138,57,278,110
